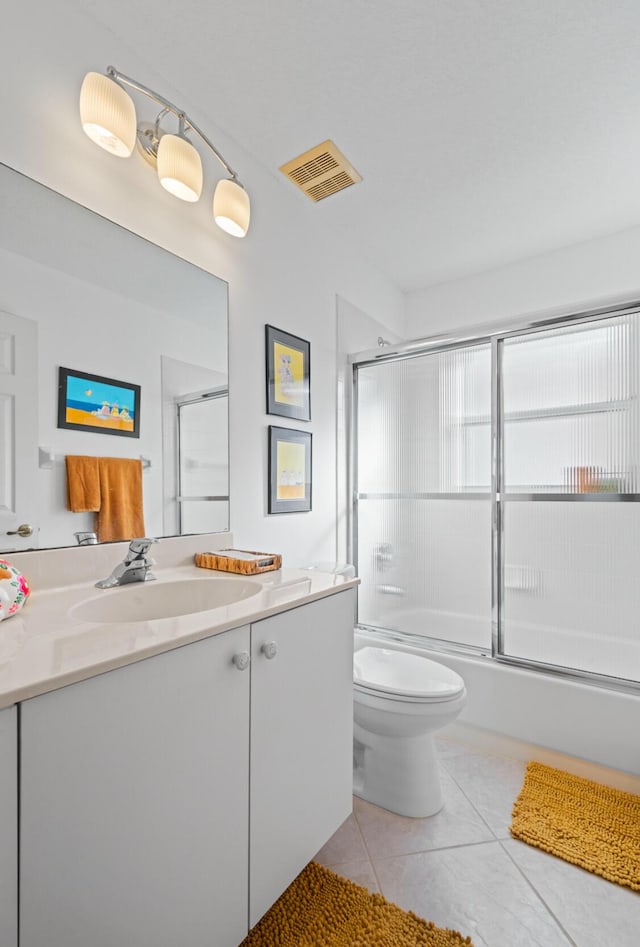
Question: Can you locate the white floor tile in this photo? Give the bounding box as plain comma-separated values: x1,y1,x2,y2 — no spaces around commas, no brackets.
314,813,368,866
353,771,495,858
437,740,526,837
374,840,573,947
311,739,637,947
504,838,640,947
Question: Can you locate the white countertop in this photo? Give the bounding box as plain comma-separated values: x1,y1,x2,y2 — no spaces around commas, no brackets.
0,564,358,709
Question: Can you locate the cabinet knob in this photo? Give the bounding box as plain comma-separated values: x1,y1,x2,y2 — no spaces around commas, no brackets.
232,651,250,671
261,641,278,660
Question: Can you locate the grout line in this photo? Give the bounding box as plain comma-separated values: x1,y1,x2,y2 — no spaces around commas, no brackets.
369,837,502,862
438,762,501,842
351,800,384,893
497,839,578,946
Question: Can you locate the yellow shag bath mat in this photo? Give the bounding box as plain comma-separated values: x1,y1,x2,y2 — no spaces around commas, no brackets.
241,861,473,947
510,761,640,891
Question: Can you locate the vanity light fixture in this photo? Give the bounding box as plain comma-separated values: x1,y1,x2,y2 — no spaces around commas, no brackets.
79,67,250,237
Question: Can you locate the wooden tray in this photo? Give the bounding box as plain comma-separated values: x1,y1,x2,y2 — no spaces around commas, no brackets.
194,548,282,575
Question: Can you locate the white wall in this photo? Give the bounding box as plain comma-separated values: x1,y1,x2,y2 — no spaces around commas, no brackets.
406,225,640,338
3,0,405,567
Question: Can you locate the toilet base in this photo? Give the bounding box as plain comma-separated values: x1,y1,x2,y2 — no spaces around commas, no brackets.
353,724,443,818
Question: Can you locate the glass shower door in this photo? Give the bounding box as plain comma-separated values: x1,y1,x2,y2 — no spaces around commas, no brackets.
354,343,493,651
499,314,640,682
177,391,229,534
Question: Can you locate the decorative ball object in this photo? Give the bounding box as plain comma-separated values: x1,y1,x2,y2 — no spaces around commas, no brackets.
0,559,30,622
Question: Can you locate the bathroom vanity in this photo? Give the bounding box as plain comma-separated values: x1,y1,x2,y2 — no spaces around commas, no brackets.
0,538,357,947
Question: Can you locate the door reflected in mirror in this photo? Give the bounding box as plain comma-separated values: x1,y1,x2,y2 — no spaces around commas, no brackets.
0,163,229,552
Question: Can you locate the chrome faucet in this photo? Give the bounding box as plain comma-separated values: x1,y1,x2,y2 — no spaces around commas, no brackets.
95,538,158,589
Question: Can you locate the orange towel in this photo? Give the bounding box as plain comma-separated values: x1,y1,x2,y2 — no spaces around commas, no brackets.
66,455,101,512
66,455,145,542
96,458,145,543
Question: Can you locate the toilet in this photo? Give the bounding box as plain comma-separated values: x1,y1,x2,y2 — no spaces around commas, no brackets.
353,646,466,817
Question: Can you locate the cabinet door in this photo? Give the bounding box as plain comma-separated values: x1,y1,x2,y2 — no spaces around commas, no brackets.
250,589,355,926
20,627,251,947
0,706,17,947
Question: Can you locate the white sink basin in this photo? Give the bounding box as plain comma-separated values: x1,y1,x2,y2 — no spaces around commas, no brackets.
70,577,262,624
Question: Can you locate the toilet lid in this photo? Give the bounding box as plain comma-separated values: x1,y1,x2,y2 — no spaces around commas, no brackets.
353,647,465,700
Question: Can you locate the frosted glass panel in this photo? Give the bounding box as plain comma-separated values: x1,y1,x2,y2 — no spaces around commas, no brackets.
357,498,492,649
502,315,640,492
357,344,491,495
178,394,228,535
179,396,228,498
503,502,640,682
354,308,640,684
355,344,492,650
181,500,229,535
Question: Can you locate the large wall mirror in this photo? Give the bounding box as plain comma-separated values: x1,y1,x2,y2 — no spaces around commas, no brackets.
0,163,229,552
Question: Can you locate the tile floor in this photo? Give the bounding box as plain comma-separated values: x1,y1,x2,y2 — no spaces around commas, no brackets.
314,737,640,947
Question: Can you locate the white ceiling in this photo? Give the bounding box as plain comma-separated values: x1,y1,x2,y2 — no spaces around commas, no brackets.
80,0,640,293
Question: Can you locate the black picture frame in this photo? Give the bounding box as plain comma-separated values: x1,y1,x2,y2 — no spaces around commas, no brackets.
265,324,310,421
57,366,141,438
268,426,312,513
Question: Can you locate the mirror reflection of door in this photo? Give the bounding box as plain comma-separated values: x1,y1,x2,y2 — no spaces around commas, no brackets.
0,311,38,552
177,390,229,534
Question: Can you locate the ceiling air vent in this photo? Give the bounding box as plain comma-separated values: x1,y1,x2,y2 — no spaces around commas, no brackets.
279,140,362,202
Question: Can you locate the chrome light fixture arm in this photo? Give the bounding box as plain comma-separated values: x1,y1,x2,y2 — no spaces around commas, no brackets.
106,66,241,183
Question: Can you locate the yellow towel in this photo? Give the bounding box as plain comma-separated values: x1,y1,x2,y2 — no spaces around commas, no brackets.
66,455,101,512
66,455,145,542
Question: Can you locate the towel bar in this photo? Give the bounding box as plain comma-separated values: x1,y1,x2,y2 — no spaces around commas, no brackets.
39,447,151,470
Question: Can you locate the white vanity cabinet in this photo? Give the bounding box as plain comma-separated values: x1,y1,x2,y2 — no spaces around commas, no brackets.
20,625,251,947
0,706,17,947
249,588,355,926
18,586,355,947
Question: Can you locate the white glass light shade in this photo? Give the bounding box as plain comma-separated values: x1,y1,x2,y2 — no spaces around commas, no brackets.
213,178,251,237
79,72,137,157
157,134,203,202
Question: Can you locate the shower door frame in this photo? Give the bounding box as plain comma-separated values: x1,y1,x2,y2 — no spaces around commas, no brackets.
176,386,230,535
349,297,640,695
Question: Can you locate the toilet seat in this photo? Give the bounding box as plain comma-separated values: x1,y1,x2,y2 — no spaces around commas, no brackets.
354,683,462,704
354,647,465,702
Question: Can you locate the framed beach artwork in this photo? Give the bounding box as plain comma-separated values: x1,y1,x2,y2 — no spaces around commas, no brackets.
268,426,312,513
57,367,141,438
265,325,310,421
